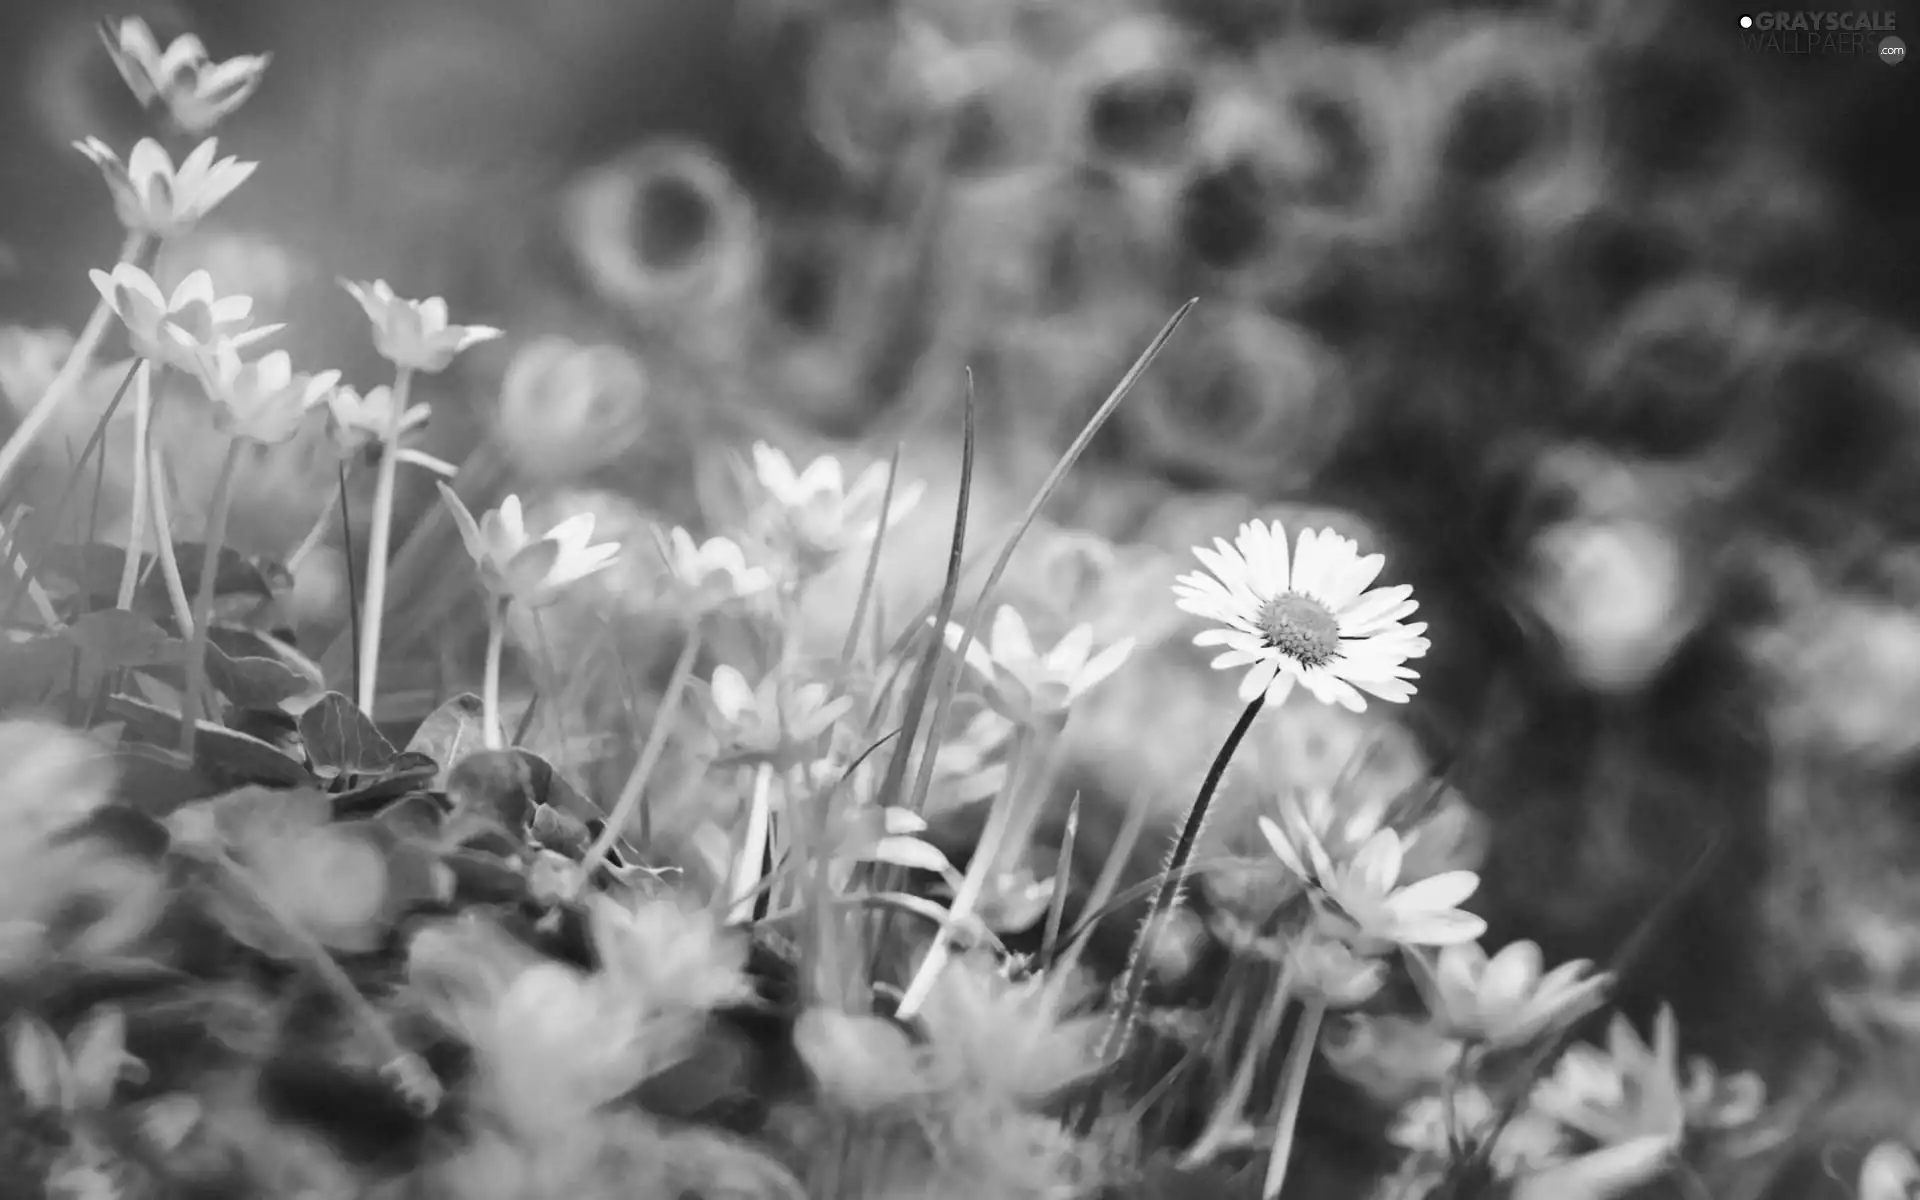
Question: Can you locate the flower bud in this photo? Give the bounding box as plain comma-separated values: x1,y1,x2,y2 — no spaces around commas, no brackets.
494,336,647,482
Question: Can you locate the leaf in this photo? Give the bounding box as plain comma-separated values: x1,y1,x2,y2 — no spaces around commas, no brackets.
441,849,528,904
298,692,397,779
330,752,439,819
65,610,179,692
405,693,487,790
107,695,311,789
210,627,326,689
200,638,321,710
164,543,286,605
7,1013,73,1114
109,745,210,818
0,634,77,711
35,542,136,606
854,835,955,876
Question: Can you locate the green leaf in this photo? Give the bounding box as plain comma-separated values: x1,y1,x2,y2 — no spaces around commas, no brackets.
107,695,311,790
329,752,439,819
112,744,214,817
200,637,322,710
65,609,180,693
298,692,397,779
404,693,487,790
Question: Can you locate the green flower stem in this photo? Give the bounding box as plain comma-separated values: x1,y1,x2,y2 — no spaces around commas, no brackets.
729,763,776,924
146,440,194,637
179,438,245,757
1261,998,1326,1200
1181,959,1296,1168
115,363,155,610
482,597,508,751
1097,693,1267,1065
356,366,414,716
0,230,149,505
569,620,704,898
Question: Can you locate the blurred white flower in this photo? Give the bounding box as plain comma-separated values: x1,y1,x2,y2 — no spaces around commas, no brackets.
1528,516,1695,692
74,137,254,238
1265,823,1485,948
0,326,73,414
928,708,1014,810
340,280,501,375
196,345,336,445
90,265,279,372
748,442,925,572
659,527,773,609
1532,1007,1688,1149
1390,1084,1569,1180
1174,520,1429,711
495,336,647,482
1289,930,1388,1007
436,486,620,609
1421,939,1611,1049
1321,1013,1463,1107
98,17,270,134
479,962,649,1130
707,665,851,767
323,384,434,460
1861,1141,1920,1200
945,605,1135,727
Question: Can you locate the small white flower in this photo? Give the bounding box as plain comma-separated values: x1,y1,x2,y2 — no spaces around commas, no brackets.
1289,930,1388,1008
197,345,337,445
945,605,1135,726
1174,520,1429,711
747,441,925,571
660,527,773,608
323,383,433,458
1533,1007,1688,1148
0,327,74,414
98,17,270,134
436,486,620,609
928,708,1014,809
1266,823,1485,948
74,137,255,238
89,264,279,371
708,665,852,767
340,280,501,375
1390,1084,1570,1180
495,336,647,481
1421,940,1611,1050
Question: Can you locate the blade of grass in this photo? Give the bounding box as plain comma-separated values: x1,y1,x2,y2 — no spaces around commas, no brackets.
836,443,902,677
115,362,154,610
338,462,361,704
1040,791,1080,965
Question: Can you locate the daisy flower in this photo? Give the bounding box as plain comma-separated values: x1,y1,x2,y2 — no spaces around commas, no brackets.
436,486,621,609
340,280,501,375
196,345,337,446
90,265,279,372
98,17,270,134
1173,520,1429,711
74,137,254,238
1268,824,1485,948
944,604,1135,726
1419,939,1611,1050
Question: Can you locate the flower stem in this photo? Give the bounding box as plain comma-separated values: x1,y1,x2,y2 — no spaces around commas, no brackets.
482,598,507,751
569,620,704,897
115,363,155,610
356,366,413,716
1182,959,1296,1168
730,763,776,924
0,231,149,505
1261,999,1326,1200
1097,693,1266,1065
147,442,194,637
179,439,245,757
337,461,361,704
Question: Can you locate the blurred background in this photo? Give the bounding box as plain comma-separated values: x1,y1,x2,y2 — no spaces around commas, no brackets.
4,0,1920,1190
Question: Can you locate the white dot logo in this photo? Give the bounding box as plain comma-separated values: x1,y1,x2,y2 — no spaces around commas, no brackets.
1883,36,1908,64
1739,14,1754,27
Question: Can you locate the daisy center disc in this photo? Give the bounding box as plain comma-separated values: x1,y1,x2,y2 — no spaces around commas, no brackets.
1255,592,1340,668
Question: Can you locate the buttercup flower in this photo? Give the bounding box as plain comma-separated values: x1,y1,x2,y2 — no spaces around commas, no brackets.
197,345,337,445
1174,521,1429,710
437,486,621,609
1532,1007,1688,1149
98,17,270,134
1289,930,1389,1007
324,384,433,459
945,605,1135,727
1390,1084,1569,1180
659,527,773,608
90,265,279,371
1421,939,1611,1049
340,280,501,375
0,327,73,413
1861,1142,1920,1200
75,138,255,238
1267,824,1485,948
747,442,925,571
708,665,853,767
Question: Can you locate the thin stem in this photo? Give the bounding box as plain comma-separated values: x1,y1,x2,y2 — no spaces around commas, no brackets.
179,439,245,756
729,763,776,924
338,461,361,704
147,442,193,637
0,231,149,504
285,471,342,576
1182,961,1296,1168
1097,693,1266,1064
569,620,704,897
1261,999,1326,1200
115,363,154,610
482,598,507,751
356,366,414,716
